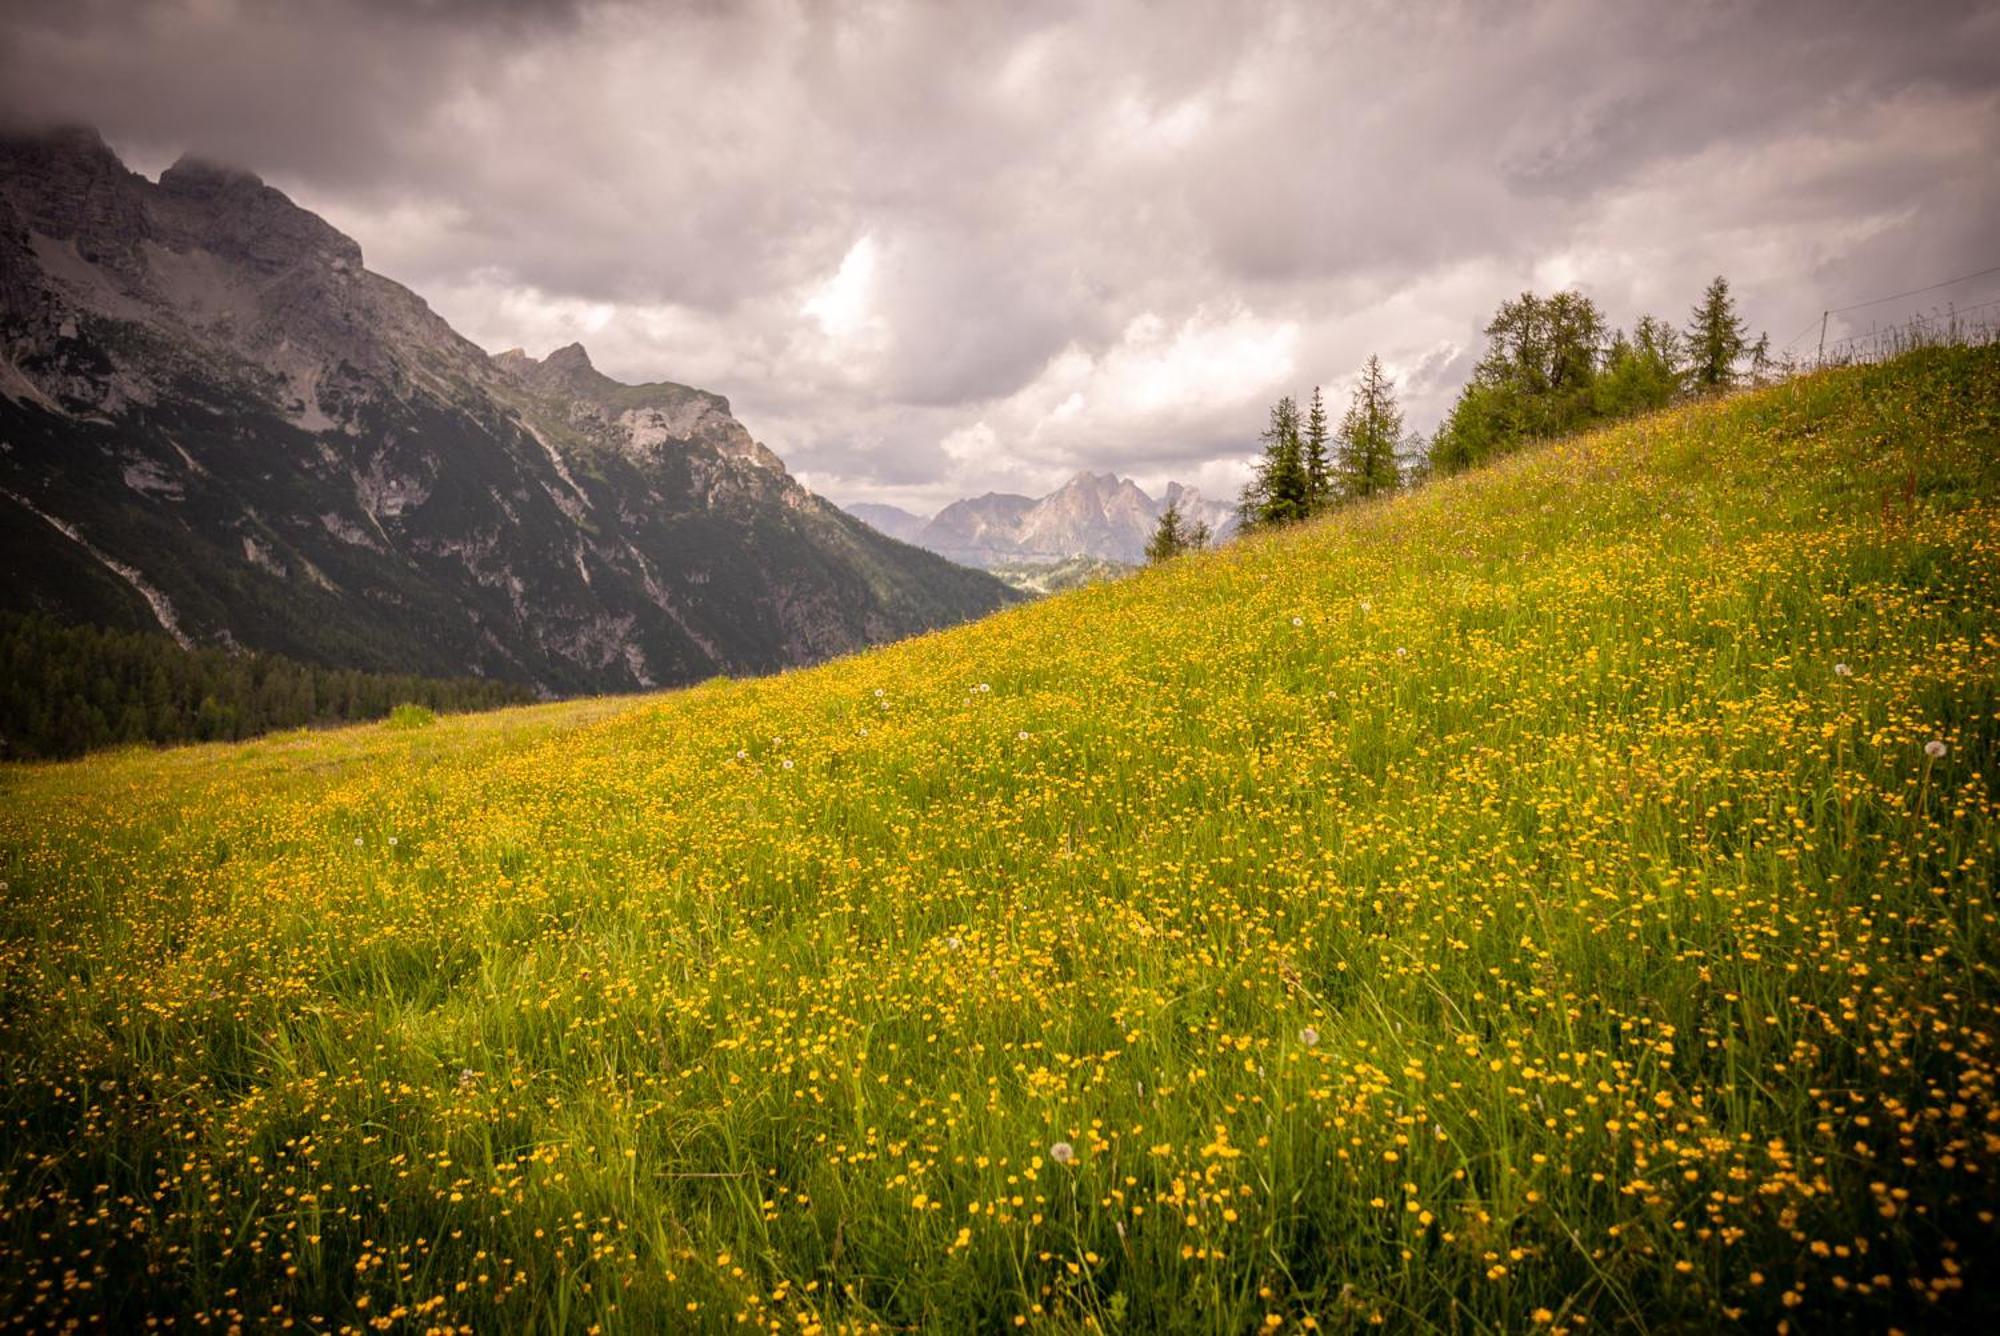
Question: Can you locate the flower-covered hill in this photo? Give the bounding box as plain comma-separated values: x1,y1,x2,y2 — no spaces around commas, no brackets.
3,346,1998,1332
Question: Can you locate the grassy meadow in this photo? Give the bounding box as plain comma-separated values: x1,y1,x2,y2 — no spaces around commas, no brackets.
3,346,1999,1332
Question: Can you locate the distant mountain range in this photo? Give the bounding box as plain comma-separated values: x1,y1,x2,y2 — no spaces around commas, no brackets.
0,127,1016,694
846,473,1238,568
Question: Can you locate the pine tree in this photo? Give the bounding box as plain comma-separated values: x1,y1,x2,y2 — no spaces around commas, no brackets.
1686,275,1749,392
1303,386,1332,511
1336,356,1403,501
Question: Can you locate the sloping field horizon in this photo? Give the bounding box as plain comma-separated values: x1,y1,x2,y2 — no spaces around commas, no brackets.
4,346,1998,1331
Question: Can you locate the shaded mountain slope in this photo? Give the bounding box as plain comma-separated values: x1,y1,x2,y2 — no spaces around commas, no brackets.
0,127,1016,693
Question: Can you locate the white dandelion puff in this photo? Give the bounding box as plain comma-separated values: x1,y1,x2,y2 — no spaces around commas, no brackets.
1291,616,1304,627
1833,662,1853,677
1925,739,1948,759
782,758,795,770
1049,1141,1076,1164
1299,1026,1320,1047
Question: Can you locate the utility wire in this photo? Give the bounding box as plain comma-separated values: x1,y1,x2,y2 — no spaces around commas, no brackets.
1781,261,2000,353
1819,295,2000,350
1825,262,2000,314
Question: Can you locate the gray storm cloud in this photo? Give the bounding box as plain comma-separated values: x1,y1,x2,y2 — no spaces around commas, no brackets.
3,0,1997,509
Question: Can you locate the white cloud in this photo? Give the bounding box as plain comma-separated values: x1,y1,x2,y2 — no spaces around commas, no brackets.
17,0,1992,510
802,235,881,340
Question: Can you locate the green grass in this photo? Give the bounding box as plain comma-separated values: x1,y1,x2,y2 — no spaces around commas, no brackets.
2,347,1998,1332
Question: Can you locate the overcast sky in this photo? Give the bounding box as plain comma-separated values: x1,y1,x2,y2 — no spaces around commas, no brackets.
4,0,1997,511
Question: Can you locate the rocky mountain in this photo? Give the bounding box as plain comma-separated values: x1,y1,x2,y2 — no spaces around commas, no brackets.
842,502,928,545
0,126,1016,693
917,492,1038,566
846,473,1237,567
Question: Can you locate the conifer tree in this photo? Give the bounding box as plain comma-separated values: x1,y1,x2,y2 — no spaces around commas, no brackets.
1303,386,1332,510
1595,313,1685,417
1145,498,1209,563
1429,289,1607,471
1146,499,1185,562
1686,275,1749,392
1336,356,1403,501
1238,395,1312,528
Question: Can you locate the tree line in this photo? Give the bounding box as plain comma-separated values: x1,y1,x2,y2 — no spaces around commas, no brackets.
0,613,535,761
1147,275,1764,558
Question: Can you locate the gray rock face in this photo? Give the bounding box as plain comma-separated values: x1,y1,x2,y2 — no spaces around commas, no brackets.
0,125,1017,693
847,473,1239,567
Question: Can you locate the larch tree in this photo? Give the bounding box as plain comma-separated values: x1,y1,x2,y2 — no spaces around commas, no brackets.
1336,356,1404,501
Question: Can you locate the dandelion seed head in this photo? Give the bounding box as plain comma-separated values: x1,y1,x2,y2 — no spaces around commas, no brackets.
1049,1141,1075,1164
1926,739,1948,758
1834,662,1853,677
1299,1026,1320,1047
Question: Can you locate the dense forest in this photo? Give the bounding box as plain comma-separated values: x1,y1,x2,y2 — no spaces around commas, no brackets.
0,614,535,761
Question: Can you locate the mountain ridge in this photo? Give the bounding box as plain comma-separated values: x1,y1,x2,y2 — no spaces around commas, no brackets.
846,471,1238,566
0,125,1017,692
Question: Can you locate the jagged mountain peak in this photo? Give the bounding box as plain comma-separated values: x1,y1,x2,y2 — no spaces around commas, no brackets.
491,339,738,435
153,151,364,273
849,471,1239,567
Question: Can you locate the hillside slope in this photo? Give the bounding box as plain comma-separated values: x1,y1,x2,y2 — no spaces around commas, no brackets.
0,127,1016,692
3,348,1998,1330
